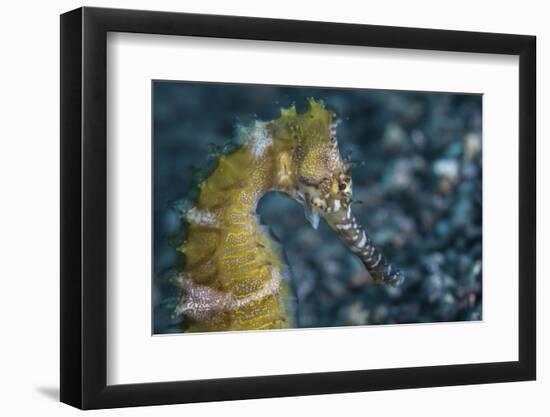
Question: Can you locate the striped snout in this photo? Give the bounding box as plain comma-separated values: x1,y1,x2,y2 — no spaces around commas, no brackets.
328,207,404,287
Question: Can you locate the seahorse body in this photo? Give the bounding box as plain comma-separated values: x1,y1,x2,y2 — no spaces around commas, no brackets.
174,99,404,332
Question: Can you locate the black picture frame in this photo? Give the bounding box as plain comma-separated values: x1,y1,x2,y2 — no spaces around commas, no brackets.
60,6,536,410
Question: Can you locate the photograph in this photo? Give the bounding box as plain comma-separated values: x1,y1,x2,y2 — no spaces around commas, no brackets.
0,0,543,414
152,81,483,334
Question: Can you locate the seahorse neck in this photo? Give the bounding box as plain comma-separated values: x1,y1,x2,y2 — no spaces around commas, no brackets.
196,133,295,218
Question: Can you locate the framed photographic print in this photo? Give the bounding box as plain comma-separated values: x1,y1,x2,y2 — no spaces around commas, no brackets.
60,6,536,409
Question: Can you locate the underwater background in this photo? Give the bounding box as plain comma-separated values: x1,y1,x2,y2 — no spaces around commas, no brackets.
153,81,482,334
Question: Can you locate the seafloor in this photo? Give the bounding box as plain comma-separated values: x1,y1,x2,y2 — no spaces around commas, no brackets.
153,81,482,333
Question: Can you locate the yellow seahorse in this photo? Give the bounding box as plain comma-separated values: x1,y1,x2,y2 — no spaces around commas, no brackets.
174,99,404,332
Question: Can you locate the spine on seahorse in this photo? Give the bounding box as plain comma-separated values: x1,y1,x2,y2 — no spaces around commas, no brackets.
174,99,404,332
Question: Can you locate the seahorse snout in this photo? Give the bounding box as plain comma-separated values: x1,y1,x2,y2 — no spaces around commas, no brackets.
322,200,405,287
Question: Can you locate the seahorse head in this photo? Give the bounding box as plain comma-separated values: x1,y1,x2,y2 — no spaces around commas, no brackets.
271,99,404,286
269,99,351,225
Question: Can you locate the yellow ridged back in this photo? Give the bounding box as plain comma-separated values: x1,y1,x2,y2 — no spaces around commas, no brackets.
180,146,293,332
